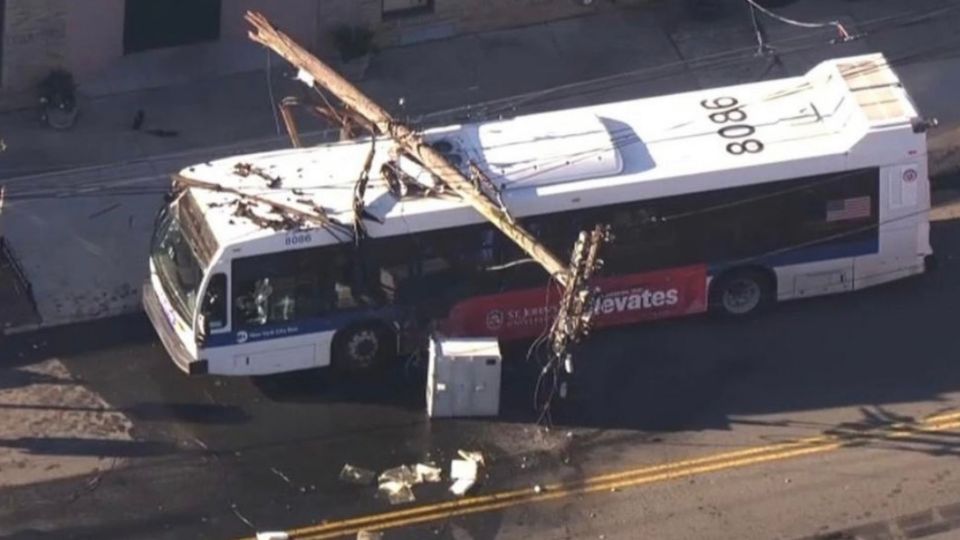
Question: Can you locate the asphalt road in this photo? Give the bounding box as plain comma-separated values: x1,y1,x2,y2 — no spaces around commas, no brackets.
1,212,960,540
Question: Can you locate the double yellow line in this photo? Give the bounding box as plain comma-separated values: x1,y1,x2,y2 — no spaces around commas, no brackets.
250,410,960,540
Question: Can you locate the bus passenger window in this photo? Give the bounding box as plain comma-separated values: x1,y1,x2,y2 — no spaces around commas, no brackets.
201,273,227,330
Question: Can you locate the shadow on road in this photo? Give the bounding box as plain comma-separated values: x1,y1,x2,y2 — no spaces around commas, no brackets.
0,401,251,425
0,436,177,458
249,362,428,409
123,402,251,424
0,368,74,391
0,314,156,373
3,510,205,540
497,219,960,435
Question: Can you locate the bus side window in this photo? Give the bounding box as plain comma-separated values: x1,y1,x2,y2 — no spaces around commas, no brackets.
202,273,227,330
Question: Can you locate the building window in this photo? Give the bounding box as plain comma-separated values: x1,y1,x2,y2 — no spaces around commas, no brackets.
382,0,434,19
123,0,222,54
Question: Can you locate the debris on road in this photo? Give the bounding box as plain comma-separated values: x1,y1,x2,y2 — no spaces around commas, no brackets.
379,465,419,486
449,450,485,497
375,462,443,505
230,503,256,529
378,479,416,505
457,449,486,467
270,467,293,486
356,530,383,540
256,533,289,540
415,463,443,483
339,464,376,486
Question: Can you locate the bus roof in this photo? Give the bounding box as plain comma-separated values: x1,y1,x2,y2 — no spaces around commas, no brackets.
180,53,925,254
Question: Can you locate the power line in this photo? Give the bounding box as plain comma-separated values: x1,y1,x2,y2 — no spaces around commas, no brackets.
412,1,960,125
743,0,849,35
2,1,954,190
3,3,956,205
0,46,924,203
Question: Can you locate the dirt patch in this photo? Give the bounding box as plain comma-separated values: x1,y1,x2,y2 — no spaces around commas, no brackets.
0,358,135,487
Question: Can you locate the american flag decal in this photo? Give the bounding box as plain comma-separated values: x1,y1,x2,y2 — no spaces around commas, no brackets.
826,196,871,222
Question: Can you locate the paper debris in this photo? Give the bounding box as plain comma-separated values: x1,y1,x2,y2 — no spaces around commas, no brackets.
457,449,485,466
449,457,479,497
450,477,475,497
379,465,419,486
339,464,376,486
256,533,289,540
357,531,383,540
378,480,416,505
415,463,442,483
450,459,478,481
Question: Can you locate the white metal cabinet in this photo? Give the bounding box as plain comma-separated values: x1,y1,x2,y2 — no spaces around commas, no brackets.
426,336,502,418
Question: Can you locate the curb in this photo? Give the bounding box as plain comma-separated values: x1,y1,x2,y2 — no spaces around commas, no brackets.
2,322,43,337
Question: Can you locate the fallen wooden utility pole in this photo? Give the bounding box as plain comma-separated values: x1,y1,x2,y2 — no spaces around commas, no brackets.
244,13,612,397
245,11,573,287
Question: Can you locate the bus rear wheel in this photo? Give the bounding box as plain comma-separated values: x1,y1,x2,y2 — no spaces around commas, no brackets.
710,268,774,317
332,324,395,374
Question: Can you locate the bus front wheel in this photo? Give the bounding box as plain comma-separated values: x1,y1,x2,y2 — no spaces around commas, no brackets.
710,268,774,317
332,324,395,374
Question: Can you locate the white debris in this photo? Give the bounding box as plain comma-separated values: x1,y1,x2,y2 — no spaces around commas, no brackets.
256,532,289,540
449,453,481,497
375,463,441,505
450,458,478,481
449,477,476,497
270,467,292,485
379,465,419,486
295,68,316,88
339,464,376,485
457,450,486,467
357,531,383,540
415,463,443,483
378,480,416,505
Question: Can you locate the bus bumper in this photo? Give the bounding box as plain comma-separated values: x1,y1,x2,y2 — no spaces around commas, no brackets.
142,282,207,375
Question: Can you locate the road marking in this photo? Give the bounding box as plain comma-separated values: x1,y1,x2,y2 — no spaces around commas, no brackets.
242,411,960,540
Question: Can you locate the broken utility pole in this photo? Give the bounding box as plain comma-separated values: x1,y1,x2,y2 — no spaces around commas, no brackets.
245,11,575,286
243,11,609,386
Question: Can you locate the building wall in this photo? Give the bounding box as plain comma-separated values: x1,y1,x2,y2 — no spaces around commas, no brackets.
221,0,317,47
315,0,615,51
0,0,318,106
2,0,68,95
1,0,634,107
64,0,124,84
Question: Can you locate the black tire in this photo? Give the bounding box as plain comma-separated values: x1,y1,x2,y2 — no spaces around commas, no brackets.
710,268,775,317
331,323,395,374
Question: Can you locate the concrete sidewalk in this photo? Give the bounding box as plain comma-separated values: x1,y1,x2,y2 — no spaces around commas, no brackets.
2,0,960,332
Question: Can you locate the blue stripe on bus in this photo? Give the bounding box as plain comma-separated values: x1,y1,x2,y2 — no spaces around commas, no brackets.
204,236,878,349
203,306,404,349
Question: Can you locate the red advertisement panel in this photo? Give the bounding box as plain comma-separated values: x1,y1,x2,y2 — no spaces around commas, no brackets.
443,265,708,340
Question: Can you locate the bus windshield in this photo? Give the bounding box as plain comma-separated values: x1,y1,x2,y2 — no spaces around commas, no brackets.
151,202,203,323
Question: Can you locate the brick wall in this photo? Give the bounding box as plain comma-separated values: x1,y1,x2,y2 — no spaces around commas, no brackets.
1,0,67,94
0,0,643,105
317,0,647,55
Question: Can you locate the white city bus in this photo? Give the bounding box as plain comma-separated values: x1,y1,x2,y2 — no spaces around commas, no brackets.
144,53,934,376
